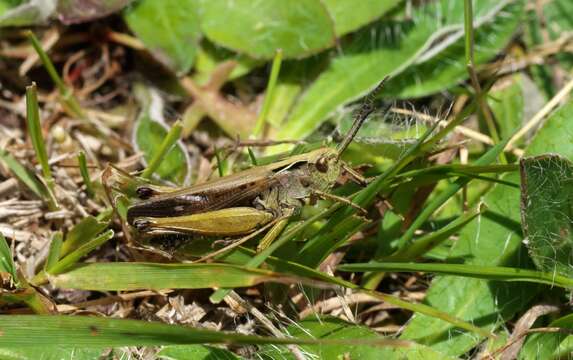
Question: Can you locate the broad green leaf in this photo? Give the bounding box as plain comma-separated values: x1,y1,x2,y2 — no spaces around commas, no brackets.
0,148,51,200
0,346,106,360
124,0,201,74
520,155,573,277
58,0,132,24
488,75,525,142
384,0,524,98
322,0,401,36
273,0,502,146
133,84,191,185
196,0,335,59
50,262,296,291
399,99,573,356
158,345,240,360
193,40,262,85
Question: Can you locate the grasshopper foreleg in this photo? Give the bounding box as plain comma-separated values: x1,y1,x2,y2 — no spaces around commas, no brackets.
311,189,368,216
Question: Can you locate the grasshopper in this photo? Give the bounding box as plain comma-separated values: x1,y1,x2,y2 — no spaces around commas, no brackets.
105,78,388,257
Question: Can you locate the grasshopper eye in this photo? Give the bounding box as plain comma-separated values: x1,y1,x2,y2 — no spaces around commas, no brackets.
136,186,155,199
133,218,152,231
315,157,329,173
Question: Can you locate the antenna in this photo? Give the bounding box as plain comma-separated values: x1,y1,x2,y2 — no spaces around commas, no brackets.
336,76,389,159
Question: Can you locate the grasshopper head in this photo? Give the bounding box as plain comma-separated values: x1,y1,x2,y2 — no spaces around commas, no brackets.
308,148,342,191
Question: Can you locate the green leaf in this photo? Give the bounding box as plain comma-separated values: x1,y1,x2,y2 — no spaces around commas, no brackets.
0,148,50,200
384,0,524,98
488,75,525,142
158,345,241,360
133,84,191,185
399,99,573,356
520,155,573,277
50,262,296,291
273,0,503,146
322,0,401,36
196,0,335,59
124,0,201,74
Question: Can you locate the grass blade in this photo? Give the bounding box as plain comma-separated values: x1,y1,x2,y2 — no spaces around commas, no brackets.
44,232,63,272
27,31,85,118
395,137,509,249
338,262,573,289
253,49,283,137
0,234,18,287
0,315,409,348
0,150,50,201
77,151,94,197
50,262,299,291
141,120,183,179
25,83,58,210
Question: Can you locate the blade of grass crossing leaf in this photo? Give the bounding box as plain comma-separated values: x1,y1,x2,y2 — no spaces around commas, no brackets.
26,83,58,210
77,151,94,197
141,120,183,179
396,138,509,249
253,49,283,137
27,31,85,118
339,262,573,289
386,203,486,262
220,247,492,338
0,234,18,286
44,232,62,272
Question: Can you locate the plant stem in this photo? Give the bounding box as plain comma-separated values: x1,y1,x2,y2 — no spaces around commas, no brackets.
463,0,506,164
